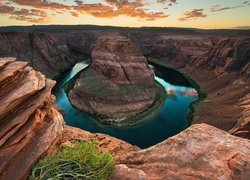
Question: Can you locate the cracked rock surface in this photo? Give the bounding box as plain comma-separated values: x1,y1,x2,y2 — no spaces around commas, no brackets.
115,124,250,180
0,58,64,180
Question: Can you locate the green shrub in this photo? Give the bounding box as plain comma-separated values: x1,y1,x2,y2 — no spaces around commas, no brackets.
30,142,114,180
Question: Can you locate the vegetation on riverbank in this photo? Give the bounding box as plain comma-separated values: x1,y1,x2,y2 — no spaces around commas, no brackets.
30,141,114,180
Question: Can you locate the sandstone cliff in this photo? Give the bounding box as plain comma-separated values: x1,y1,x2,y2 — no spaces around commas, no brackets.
190,38,250,79
0,32,81,79
187,38,250,138
0,58,64,179
68,34,164,126
0,31,218,79
113,124,250,180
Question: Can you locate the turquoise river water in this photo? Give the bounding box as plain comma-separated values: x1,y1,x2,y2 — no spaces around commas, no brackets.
52,60,198,148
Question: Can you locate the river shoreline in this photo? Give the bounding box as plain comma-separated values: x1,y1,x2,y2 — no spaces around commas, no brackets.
53,60,198,148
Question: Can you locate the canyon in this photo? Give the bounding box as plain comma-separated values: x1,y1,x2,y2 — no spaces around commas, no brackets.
0,26,249,179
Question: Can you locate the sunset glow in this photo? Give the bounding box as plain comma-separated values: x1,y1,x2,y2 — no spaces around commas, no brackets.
0,0,249,29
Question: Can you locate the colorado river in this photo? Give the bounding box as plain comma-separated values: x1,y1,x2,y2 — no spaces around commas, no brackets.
52,60,198,148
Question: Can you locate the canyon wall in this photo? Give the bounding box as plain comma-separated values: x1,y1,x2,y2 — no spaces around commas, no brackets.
0,32,82,78
0,29,248,137
186,38,250,139
0,30,218,78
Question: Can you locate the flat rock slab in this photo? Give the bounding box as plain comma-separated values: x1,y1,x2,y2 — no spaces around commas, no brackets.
118,124,250,180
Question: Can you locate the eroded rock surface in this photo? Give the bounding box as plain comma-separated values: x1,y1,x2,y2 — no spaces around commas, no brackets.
0,32,80,78
186,38,250,138
117,124,250,180
0,58,64,179
191,38,250,79
68,34,164,125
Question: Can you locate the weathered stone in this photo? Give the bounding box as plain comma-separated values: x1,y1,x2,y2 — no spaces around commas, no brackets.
111,164,148,180
0,58,64,180
119,124,250,180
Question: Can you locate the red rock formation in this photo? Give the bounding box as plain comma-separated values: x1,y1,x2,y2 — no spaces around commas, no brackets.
0,32,79,78
190,38,250,79
186,38,250,138
68,34,164,125
0,58,64,179
114,124,250,180
150,35,214,61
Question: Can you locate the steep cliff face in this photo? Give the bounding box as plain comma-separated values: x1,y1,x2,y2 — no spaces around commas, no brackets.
0,31,219,77
183,38,250,139
68,34,164,126
0,32,80,78
113,124,250,180
150,35,214,61
191,38,250,79
0,58,64,179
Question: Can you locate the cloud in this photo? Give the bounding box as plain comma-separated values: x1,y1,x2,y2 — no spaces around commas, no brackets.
210,2,250,12
1,0,170,22
0,4,49,23
73,1,169,20
178,9,207,21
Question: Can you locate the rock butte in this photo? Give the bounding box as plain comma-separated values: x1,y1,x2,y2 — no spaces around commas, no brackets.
68,34,164,125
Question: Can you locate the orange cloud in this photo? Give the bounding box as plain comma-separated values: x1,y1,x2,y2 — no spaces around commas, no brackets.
0,4,49,23
178,9,207,21
3,0,169,22
73,1,168,20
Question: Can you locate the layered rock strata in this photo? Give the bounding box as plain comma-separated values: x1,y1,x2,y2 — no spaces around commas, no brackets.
113,124,250,180
0,58,64,179
0,32,80,79
68,34,164,125
189,38,250,138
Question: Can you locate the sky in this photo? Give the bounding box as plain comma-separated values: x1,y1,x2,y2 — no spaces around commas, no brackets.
0,0,249,29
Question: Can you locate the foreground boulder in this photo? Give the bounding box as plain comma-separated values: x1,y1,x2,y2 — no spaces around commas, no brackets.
68,34,164,126
0,58,64,179
115,124,250,180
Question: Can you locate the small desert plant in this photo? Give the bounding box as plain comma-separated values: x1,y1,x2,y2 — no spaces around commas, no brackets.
30,141,114,180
